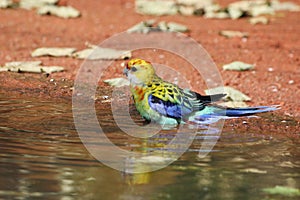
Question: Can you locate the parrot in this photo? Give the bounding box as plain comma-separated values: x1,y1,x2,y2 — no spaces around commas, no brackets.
123,58,279,125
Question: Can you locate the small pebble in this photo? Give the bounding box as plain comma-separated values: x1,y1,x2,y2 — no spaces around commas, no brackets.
50,78,55,82
288,80,294,84
268,67,274,72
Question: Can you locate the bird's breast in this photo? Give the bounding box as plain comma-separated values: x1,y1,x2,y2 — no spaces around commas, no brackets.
132,86,147,102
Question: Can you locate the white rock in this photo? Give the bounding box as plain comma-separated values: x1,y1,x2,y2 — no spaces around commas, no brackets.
223,61,254,71
31,47,76,57
219,30,249,38
126,20,156,33
73,47,131,60
167,22,188,32
37,5,80,18
271,0,300,11
249,16,269,24
0,0,13,8
135,0,178,16
19,0,58,9
228,7,244,19
205,86,251,102
4,61,42,67
103,78,130,87
3,61,64,74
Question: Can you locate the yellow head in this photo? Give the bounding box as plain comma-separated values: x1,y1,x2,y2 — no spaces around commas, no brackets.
124,58,156,85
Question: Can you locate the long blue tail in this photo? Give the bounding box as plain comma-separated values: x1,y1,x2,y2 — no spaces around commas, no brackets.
189,105,280,125
224,105,280,117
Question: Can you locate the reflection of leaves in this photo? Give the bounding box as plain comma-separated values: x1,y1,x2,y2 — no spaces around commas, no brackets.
262,186,300,197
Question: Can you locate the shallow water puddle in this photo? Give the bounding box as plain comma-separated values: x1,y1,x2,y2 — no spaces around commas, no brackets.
0,95,299,200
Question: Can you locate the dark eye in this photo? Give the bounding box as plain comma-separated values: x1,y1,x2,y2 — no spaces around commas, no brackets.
131,67,137,72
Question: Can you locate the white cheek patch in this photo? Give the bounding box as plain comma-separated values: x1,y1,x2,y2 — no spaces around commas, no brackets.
127,73,139,85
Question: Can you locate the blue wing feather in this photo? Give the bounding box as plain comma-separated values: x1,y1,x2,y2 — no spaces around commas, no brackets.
148,94,192,118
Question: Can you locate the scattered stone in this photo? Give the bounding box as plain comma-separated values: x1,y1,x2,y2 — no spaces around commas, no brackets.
127,20,156,34
178,5,196,15
0,68,8,72
103,78,130,87
223,61,254,71
127,20,188,33
133,0,300,20
249,4,274,17
288,80,294,84
73,46,131,60
249,16,269,24
205,86,251,102
219,30,249,38
4,61,42,67
135,0,218,16
262,186,300,197
37,5,80,18
203,3,221,13
167,22,189,32
271,0,300,11
31,47,76,57
135,0,178,16
228,0,273,17
204,11,229,19
227,7,244,19
19,0,58,9
1,61,64,74
0,0,13,8
177,0,214,8
157,21,169,32
215,0,300,19
180,0,216,15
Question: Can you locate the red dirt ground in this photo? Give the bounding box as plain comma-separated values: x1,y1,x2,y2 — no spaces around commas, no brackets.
0,0,299,121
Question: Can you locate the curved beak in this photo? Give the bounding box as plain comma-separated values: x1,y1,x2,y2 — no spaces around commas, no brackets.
123,67,129,77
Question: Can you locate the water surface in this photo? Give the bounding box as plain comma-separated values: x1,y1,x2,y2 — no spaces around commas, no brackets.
0,95,299,200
